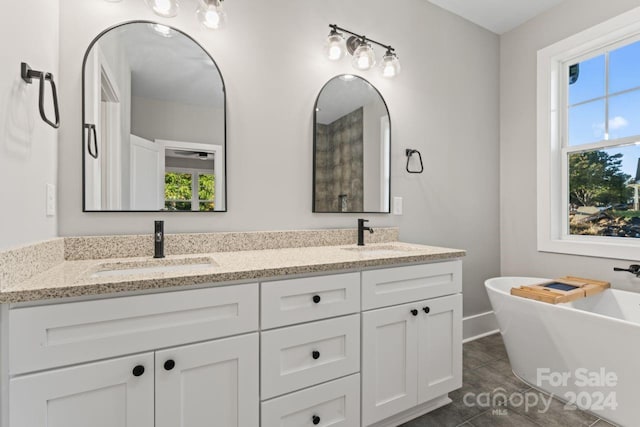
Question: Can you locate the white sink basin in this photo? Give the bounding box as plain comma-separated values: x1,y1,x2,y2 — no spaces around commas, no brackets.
90,257,217,278
341,245,418,257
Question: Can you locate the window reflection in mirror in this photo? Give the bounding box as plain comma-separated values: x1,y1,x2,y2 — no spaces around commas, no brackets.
313,75,391,213
82,22,226,212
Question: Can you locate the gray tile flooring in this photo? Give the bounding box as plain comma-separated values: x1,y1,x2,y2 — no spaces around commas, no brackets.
400,333,619,427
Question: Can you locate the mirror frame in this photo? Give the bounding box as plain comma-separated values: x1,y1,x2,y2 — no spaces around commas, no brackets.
81,21,228,213
312,75,392,214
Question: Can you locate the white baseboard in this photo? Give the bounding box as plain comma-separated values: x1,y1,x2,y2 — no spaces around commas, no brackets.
366,395,452,427
463,310,499,343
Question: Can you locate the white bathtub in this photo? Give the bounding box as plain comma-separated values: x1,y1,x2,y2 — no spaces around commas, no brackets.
485,277,640,427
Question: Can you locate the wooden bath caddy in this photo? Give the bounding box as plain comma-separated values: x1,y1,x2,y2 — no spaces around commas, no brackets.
511,276,610,304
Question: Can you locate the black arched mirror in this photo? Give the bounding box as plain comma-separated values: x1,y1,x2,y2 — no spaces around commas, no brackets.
313,75,391,213
82,22,226,212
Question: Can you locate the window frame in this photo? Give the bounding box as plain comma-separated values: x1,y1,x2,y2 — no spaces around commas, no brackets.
537,7,640,260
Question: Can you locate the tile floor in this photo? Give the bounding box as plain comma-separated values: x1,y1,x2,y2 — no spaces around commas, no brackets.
400,333,619,427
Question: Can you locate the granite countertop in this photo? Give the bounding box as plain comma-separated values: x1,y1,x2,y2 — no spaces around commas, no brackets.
0,241,465,303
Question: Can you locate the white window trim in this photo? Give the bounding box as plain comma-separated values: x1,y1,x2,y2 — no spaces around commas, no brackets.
537,6,640,260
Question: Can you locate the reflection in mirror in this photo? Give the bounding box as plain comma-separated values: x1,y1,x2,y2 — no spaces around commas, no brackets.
313,75,390,213
82,22,226,212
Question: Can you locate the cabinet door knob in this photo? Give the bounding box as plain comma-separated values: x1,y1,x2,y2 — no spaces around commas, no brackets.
411,309,418,316
312,295,321,304
132,365,145,377
312,350,321,360
312,415,321,425
423,306,430,314
164,359,175,371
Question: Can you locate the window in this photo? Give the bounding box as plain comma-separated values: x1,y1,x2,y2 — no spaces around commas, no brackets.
537,7,640,259
164,170,215,212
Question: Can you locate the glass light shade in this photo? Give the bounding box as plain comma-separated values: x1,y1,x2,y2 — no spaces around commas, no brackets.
196,0,227,30
352,42,376,70
381,52,401,78
145,0,179,17
324,33,346,61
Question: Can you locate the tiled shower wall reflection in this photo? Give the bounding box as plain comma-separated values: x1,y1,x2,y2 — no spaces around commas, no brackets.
315,107,364,212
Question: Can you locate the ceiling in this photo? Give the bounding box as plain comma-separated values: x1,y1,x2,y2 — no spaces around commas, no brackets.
427,0,565,34
316,76,384,124
98,23,224,108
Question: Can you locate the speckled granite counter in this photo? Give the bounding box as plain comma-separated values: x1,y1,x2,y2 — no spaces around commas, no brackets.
0,229,465,303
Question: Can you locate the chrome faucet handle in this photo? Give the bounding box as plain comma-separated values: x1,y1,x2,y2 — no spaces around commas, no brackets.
155,231,163,242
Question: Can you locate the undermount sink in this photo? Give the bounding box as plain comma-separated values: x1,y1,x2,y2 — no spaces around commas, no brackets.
89,256,217,278
341,245,418,257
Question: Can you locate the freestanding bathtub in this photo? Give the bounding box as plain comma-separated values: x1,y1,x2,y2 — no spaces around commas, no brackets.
485,277,640,427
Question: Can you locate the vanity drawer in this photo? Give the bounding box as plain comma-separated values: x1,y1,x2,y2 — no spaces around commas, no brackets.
261,273,360,329
362,260,462,310
9,283,258,374
261,374,360,427
261,314,360,399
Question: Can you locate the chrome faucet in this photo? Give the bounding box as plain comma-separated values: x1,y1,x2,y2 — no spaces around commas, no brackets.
358,218,374,246
154,220,165,259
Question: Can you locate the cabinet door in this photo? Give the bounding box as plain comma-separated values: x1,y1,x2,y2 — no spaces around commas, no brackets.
418,294,462,404
10,353,154,427
155,333,259,427
362,302,419,426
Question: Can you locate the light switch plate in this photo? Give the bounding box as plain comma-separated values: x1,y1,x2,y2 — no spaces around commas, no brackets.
393,197,403,215
46,184,56,217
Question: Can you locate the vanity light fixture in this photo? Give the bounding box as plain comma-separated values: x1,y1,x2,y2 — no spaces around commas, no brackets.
145,0,179,17
324,27,347,61
325,24,401,78
196,0,227,30
380,49,401,78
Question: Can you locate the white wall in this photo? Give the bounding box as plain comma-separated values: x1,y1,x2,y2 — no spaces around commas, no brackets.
501,0,640,290
0,1,59,250
58,0,500,317
131,96,224,145
362,99,387,212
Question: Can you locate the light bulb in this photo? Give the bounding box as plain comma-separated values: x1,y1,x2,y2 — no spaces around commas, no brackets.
196,0,227,30
352,42,375,71
380,51,401,78
145,0,179,17
324,31,346,61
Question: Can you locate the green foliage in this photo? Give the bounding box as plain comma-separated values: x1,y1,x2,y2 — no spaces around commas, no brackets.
569,151,632,207
198,173,215,211
165,173,192,201
164,172,215,211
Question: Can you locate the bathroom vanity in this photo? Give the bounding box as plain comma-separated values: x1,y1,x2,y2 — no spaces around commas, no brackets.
0,231,464,427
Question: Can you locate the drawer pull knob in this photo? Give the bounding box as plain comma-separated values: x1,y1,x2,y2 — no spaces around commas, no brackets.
423,306,430,314
411,309,418,316
312,415,321,425
312,295,321,304
164,359,175,371
312,350,321,360
132,365,145,377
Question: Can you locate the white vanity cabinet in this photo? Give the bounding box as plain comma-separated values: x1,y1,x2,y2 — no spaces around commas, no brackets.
3,257,463,427
361,261,463,427
259,272,362,426
10,352,155,427
7,284,260,427
10,334,259,427
155,334,259,427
